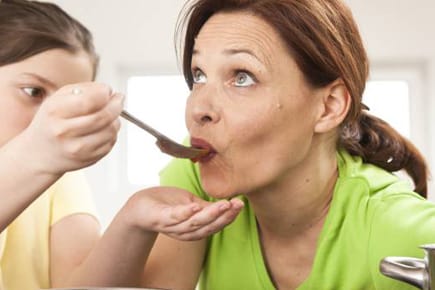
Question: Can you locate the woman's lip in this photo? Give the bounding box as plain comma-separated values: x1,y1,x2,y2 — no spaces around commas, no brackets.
190,137,216,152
190,137,217,163
191,151,216,163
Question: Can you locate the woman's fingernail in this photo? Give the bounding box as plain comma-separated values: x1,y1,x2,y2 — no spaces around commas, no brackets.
219,202,230,211
233,199,244,208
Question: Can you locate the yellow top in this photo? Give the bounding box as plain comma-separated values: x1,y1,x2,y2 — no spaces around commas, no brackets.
0,171,97,290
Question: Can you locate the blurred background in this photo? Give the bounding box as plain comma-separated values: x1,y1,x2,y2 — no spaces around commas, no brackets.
47,0,435,228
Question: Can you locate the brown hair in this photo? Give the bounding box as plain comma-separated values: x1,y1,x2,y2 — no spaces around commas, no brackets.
0,0,99,78
176,0,429,197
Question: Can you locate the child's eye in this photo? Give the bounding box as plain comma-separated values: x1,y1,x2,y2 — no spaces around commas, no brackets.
22,87,45,99
234,71,256,87
192,69,207,84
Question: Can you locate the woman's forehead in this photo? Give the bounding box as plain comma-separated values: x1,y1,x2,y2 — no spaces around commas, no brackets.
193,12,286,65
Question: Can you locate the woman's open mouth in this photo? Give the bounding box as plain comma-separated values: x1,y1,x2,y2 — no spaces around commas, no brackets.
190,137,217,163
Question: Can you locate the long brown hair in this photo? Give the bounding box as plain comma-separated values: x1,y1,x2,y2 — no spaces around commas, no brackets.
0,0,99,78
176,0,429,197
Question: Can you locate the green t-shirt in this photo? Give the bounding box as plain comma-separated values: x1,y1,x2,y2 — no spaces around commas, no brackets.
160,149,435,290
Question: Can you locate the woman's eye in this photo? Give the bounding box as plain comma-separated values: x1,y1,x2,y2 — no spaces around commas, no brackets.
192,69,207,84
22,87,45,99
234,71,256,87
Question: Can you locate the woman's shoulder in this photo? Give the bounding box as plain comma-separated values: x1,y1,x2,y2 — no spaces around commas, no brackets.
332,149,434,236
337,149,421,199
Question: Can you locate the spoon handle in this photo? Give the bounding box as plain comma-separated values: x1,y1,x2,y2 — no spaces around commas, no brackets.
120,110,165,140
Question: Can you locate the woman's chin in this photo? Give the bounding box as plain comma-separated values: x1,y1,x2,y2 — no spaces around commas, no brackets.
201,182,236,200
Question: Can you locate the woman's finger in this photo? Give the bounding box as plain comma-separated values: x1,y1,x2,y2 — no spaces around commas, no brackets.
165,203,203,226
165,199,244,239
169,206,243,241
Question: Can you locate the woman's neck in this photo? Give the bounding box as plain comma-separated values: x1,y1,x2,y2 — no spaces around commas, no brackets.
247,148,338,239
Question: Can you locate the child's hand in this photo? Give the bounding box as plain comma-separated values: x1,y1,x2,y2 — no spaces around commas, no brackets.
21,82,123,175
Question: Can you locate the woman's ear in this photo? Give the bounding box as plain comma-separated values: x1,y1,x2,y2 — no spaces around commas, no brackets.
314,79,351,133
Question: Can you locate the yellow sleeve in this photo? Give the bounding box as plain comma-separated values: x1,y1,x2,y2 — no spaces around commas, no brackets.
50,170,99,226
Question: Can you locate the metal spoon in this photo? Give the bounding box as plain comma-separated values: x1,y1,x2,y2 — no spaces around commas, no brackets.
120,110,209,159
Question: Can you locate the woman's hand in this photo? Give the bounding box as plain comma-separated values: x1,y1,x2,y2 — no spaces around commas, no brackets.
124,186,244,241
21,82,123,176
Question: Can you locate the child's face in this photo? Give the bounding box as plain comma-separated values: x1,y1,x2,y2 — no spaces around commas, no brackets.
0,49,94,146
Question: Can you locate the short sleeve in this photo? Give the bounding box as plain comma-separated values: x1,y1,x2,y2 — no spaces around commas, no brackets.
50,170,98,225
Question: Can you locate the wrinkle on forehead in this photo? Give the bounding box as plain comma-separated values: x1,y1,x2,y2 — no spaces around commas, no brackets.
193,12,284,68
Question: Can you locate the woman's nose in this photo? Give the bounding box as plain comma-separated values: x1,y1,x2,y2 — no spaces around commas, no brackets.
187,90,220,126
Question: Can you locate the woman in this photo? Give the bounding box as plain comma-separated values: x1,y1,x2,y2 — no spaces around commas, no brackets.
132,0,435,289
0,0,240,289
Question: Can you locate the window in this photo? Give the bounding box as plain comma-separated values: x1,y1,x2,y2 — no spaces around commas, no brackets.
365,63,427,155
126,75,190,186
361,64,428,192
362,80,410,137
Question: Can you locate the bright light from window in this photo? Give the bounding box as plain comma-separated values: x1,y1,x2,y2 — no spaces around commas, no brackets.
126,75,190,186
363,80,410,137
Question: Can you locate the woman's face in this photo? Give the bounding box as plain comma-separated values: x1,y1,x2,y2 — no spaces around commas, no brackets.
0,49,94,147
186,12,326,198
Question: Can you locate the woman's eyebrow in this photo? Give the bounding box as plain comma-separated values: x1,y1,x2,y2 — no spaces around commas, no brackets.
192,47,268,67
223,48,258,58
223,48,268,67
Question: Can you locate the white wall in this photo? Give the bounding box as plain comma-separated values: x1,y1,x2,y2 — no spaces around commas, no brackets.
48,0,435,228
